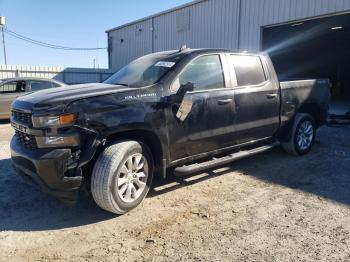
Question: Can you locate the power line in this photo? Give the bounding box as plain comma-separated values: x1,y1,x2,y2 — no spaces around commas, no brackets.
5,28,106,50
3,27,107,51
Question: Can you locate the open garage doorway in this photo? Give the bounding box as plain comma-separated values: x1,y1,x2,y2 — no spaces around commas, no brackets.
262,13,350,114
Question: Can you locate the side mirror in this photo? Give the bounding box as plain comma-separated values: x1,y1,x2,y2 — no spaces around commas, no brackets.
177,82,194,97
168,81,195,104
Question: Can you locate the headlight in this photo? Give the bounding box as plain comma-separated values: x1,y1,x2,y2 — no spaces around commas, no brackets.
32,113,76,128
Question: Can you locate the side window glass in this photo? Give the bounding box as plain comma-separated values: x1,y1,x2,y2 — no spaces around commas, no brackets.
30,81,52,91
231,55,266,86
177,55,225,91
0,81,26,94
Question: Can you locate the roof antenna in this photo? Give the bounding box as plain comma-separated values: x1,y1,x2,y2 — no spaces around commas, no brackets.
179,44,188,52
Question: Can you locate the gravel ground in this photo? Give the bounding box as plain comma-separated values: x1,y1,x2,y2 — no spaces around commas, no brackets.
0,121,349,262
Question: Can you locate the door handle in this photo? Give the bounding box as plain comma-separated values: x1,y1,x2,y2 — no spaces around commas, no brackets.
266,93,277,99
218,98,233,105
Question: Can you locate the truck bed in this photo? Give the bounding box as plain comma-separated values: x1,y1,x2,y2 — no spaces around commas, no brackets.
279,78,331,127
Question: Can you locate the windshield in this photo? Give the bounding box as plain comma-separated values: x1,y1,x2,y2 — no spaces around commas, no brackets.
104,52,186,87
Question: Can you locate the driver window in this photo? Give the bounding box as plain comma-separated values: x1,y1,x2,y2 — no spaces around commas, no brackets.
174,55,225,92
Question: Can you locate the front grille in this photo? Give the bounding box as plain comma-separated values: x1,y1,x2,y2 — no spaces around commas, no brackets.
12,110,32,125
15,130,38,150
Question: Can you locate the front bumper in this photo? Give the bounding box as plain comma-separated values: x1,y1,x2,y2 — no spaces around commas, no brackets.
10,137,82,204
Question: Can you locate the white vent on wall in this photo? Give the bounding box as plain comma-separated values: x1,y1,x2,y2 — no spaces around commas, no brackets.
176,9,190,32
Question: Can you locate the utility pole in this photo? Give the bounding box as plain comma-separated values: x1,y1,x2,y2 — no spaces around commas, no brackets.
0,16,7,65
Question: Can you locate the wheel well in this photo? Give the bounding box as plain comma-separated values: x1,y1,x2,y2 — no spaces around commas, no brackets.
105,130,164,174
82,130,164,182
298,103,322,127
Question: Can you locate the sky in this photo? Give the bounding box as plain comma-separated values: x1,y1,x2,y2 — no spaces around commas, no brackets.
0,0,191,68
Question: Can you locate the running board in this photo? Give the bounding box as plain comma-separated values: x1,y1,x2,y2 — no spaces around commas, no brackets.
174,142,279,177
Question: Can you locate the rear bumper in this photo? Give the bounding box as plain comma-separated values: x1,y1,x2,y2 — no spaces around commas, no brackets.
10,137,82,204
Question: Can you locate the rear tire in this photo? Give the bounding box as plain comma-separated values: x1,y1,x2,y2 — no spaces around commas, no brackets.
91,140,154,214
282,113,316,156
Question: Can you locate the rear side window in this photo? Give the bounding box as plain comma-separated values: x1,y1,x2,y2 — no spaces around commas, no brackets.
0,81,26,94
231,55,266,86
177,55,225,91
30,80,53,91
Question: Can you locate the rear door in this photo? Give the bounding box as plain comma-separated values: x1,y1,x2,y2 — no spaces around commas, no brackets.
227,54,280,145
168,53,236,160
0,81,27,119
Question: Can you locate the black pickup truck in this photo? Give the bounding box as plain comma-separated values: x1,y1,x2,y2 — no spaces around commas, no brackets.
10,48,330,214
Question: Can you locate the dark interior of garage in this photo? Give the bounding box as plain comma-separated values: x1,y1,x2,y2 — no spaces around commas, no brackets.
262,13,350,110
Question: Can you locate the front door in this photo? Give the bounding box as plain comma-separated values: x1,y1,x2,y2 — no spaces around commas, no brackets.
167,54,236,161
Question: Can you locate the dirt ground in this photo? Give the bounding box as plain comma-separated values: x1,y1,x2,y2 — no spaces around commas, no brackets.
0,120,349,262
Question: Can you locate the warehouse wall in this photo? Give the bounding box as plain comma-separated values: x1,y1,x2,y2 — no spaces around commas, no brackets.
107,0,350,70
108,19,153,70
152,0,240,52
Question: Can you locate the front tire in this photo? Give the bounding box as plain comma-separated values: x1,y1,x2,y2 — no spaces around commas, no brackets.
282,113,316,156
91,140,154,214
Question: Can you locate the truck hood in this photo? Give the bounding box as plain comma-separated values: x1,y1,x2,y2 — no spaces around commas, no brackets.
13,83,134,111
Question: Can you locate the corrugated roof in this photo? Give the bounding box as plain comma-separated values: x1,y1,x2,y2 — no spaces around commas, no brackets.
106,0,207,33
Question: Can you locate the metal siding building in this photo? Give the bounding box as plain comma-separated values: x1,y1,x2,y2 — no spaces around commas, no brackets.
106,0,350,71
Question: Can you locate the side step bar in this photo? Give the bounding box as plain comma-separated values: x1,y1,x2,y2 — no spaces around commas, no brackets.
174,142,279,177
